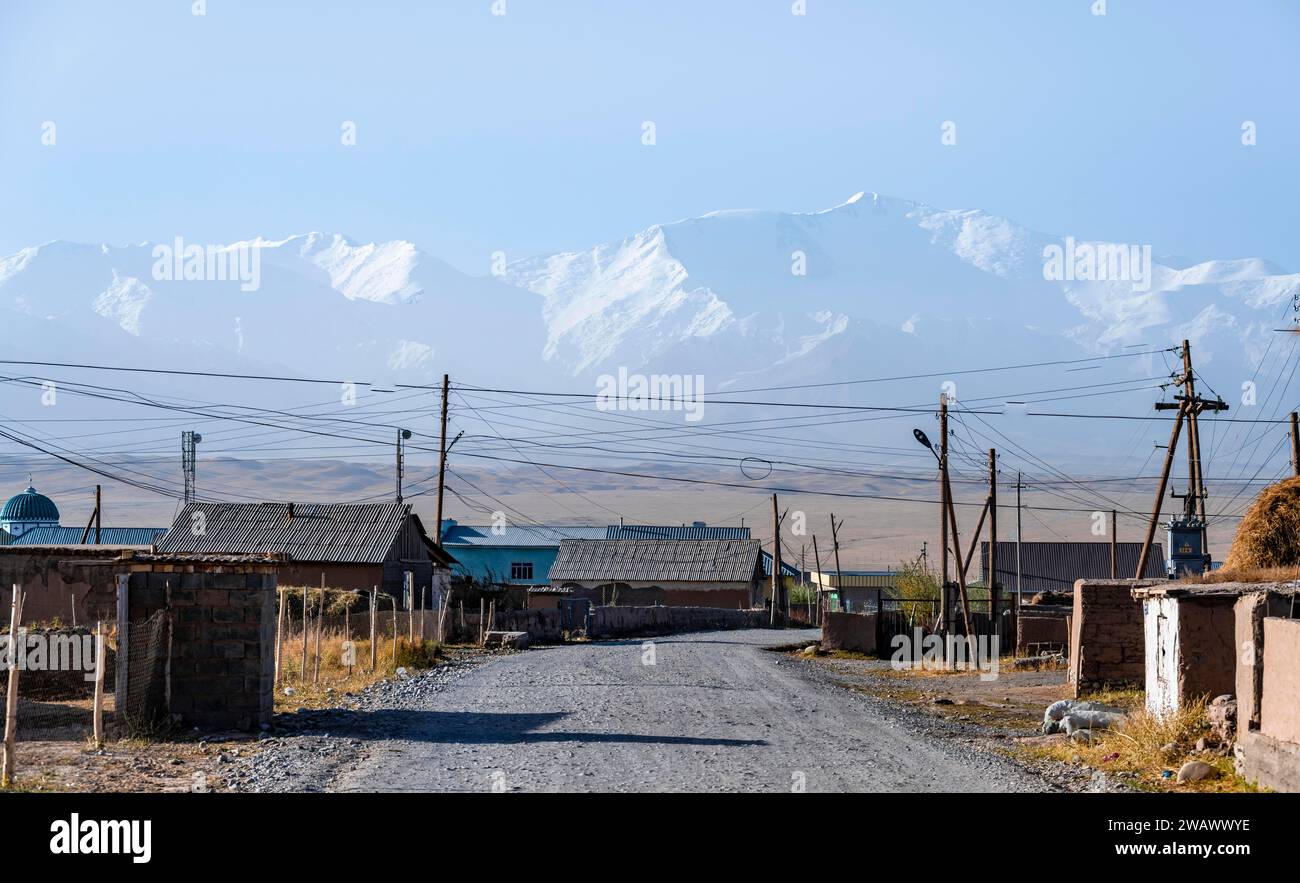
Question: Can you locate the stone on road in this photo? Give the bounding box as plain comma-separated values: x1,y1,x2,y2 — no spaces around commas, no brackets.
330,629,1051,793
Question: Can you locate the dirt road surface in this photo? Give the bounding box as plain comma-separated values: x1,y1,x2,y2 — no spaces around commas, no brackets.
278,629,1056,793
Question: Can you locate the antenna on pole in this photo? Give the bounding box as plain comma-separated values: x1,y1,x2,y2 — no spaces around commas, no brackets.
182,431,202,504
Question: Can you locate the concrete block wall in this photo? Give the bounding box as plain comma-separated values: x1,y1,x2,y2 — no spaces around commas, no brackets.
126,568,277,731
1069,579,1158,697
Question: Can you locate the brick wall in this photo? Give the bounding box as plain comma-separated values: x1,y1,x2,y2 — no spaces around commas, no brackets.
1069,579,1158,697
125,567,277,731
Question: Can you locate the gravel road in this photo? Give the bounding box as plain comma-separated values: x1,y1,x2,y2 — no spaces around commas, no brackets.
235,628,1056,793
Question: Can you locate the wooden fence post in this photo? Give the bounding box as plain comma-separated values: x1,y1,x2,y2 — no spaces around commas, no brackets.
300,587,309,686
313,579,324,684
369,587,378,672
115,574,129,714
405,572,415,645
93,619,106,748
274,587,285,686
2,586,24,787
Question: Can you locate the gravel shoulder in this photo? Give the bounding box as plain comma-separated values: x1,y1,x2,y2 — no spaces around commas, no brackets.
231,628,1060,793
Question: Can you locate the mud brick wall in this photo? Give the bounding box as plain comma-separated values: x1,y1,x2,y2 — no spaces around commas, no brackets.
1235,591,1296,733
494,608,563,643
1069,579,1156,697
127,569,276,731
1261,617,1300,745
820,611,877,654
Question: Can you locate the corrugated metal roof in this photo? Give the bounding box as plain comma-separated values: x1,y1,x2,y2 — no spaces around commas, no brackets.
979,541,1166,592
550,539,762,583
4,526,166,546
759,550,801,578
156,502,425,564
605,524,752,540
442,524,607,547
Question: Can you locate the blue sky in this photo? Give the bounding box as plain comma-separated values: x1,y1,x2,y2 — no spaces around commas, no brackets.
2,0,1298,273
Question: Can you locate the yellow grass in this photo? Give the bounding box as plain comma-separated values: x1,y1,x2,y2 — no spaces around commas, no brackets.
274,630,442,710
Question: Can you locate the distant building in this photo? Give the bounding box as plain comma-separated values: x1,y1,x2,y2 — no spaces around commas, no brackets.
156,502,454,599
545,538,764,608
439,521,607,586
0,483,165,546
979,540,1166,595
807,570,903,613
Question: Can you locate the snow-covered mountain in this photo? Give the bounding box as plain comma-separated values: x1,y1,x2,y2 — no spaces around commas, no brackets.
2,192,1296,435
502,191,1298,394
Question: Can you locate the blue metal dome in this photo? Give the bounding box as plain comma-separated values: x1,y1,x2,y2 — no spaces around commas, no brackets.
1,486,60,523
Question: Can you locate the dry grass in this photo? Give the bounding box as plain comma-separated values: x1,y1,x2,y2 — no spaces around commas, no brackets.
274,631,442,710
1178,565,1300,585
1224,476,1300,570
1033,696,1257,792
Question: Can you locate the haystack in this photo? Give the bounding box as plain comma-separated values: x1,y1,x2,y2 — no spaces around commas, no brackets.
1224,476,1300,570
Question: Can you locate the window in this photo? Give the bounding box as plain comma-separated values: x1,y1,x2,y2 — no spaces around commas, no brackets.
510,562,534,581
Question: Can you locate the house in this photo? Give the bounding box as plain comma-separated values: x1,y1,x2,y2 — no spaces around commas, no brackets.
607,522,799,583
155,502,454,600
979,541,1165,596
545,538,764,608
807,570,902,613
439,520,607,586
0,483,165,546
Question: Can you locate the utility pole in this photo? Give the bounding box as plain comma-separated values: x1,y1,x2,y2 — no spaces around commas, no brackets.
830,514,844,613
1291,412,1300,477
395,428,406,503
939,394,950,635
769,494,785,628
79,484,102,545
181,431,201,504
988,448,997,621
435,373,450,532
1015,472,1023,610
1138,401,1188,578
812,535,825,625
1146,340,1228,576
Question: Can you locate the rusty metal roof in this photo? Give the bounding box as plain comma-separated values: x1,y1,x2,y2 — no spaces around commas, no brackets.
155,502,430,565
549,539,762,584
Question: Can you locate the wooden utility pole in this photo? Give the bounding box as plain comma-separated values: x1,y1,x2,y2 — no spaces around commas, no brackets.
299,587,309,685
940,459,975,643
313,577,324,684
1291,412,1300,477
1110,510,1118,579
811,535,825,625
1015,472,1024,610
829,515,844,612
939,394,950,632
435,373,450,532
274,588,285,686
988,448,998,622
79,484,102,544
769,494,784,628
1137,402,1188,578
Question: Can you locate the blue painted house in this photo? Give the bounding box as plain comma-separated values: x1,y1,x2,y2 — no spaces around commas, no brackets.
439,520,606,586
